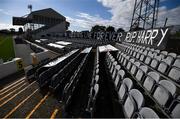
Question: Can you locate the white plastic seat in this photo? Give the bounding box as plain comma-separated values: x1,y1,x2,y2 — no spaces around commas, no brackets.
123,56,130,66
144,50,155,65
114,70,125,87
112,65,121,80
168,67,180,82
169,98,180,118
173,58,180,68
118,78,133,101
171,103,180,118
136,65,148,82
143,72,160,93
126,59,135,70
140,50,148,61
136,49,143,59
130,62,141,75
153,80,176,108
110,61,117,74
123,89,144,118
135,107,159,118
150,58,159,69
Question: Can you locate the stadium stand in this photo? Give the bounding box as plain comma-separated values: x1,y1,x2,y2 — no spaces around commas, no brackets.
1,38,180,118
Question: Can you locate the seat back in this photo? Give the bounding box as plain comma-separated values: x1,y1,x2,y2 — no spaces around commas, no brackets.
137,107,159,118
114,70,125,87
136,65,148,82
143,72,160,92
153,80,176,107
118,78,133,101
168,67,180,82
123,89,144,118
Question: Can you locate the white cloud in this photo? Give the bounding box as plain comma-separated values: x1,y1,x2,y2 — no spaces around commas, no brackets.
67,0,180,31
66,12,110,31
0,23,20,31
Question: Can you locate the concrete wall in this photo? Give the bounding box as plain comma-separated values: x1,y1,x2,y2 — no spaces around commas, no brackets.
30,50,50,65
0,58,23,79
35,21,66,38
14,44,33,66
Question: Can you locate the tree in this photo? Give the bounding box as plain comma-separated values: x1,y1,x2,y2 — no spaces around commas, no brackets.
9,28,15,33
117,28,125,32
106,26,115,32
91,25,106,32
18,27,23,34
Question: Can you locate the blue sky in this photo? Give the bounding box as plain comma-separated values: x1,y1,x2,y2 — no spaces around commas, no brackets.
0,0,180,31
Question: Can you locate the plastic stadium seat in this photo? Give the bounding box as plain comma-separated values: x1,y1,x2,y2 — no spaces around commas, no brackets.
130,62,141,75
136,49,143,59
173,57,180,68
134,107,159,118
118,52,123,61
171,103,180,118
126,59,135,70
157,53,177,74
169,97,180,118
140,50,148,62
168,56,180,82
95,68,99,75
168,67,180,83
123,56,130,66
144,50,155,65
123,89,144,118
112,65,121,80
157,62,169,74
114,70,125,87
108,59,115,69
150,58,159,69
143,72,160,93
93,75,99,85
110,61,117,74
153,80,176,108
118,78,133,102
120,54,126,64
136,65,148,82
86,83,99,116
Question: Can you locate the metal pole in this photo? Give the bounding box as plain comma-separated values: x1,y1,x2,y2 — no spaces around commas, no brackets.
130,0,137,30
164,18,168,27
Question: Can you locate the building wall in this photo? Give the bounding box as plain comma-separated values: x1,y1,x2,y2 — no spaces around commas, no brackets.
35,21,66,38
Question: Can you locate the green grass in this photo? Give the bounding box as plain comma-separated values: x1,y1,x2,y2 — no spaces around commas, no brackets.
0,34,15,62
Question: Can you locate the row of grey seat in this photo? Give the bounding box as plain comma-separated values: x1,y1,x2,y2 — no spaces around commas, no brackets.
62,51,91,110
106,52,160,118
106,47,180,118
123,43,180,86
85,48,100,117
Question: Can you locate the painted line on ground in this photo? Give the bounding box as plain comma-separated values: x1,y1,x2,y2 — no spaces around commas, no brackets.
3,89,39,119
0,77,25,93
0,83,27,102
0,81,36,108
50,109,59,119
25,92,50,119
0,80,25,96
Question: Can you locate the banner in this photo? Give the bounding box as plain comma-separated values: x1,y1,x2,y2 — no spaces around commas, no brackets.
69,27,172,50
